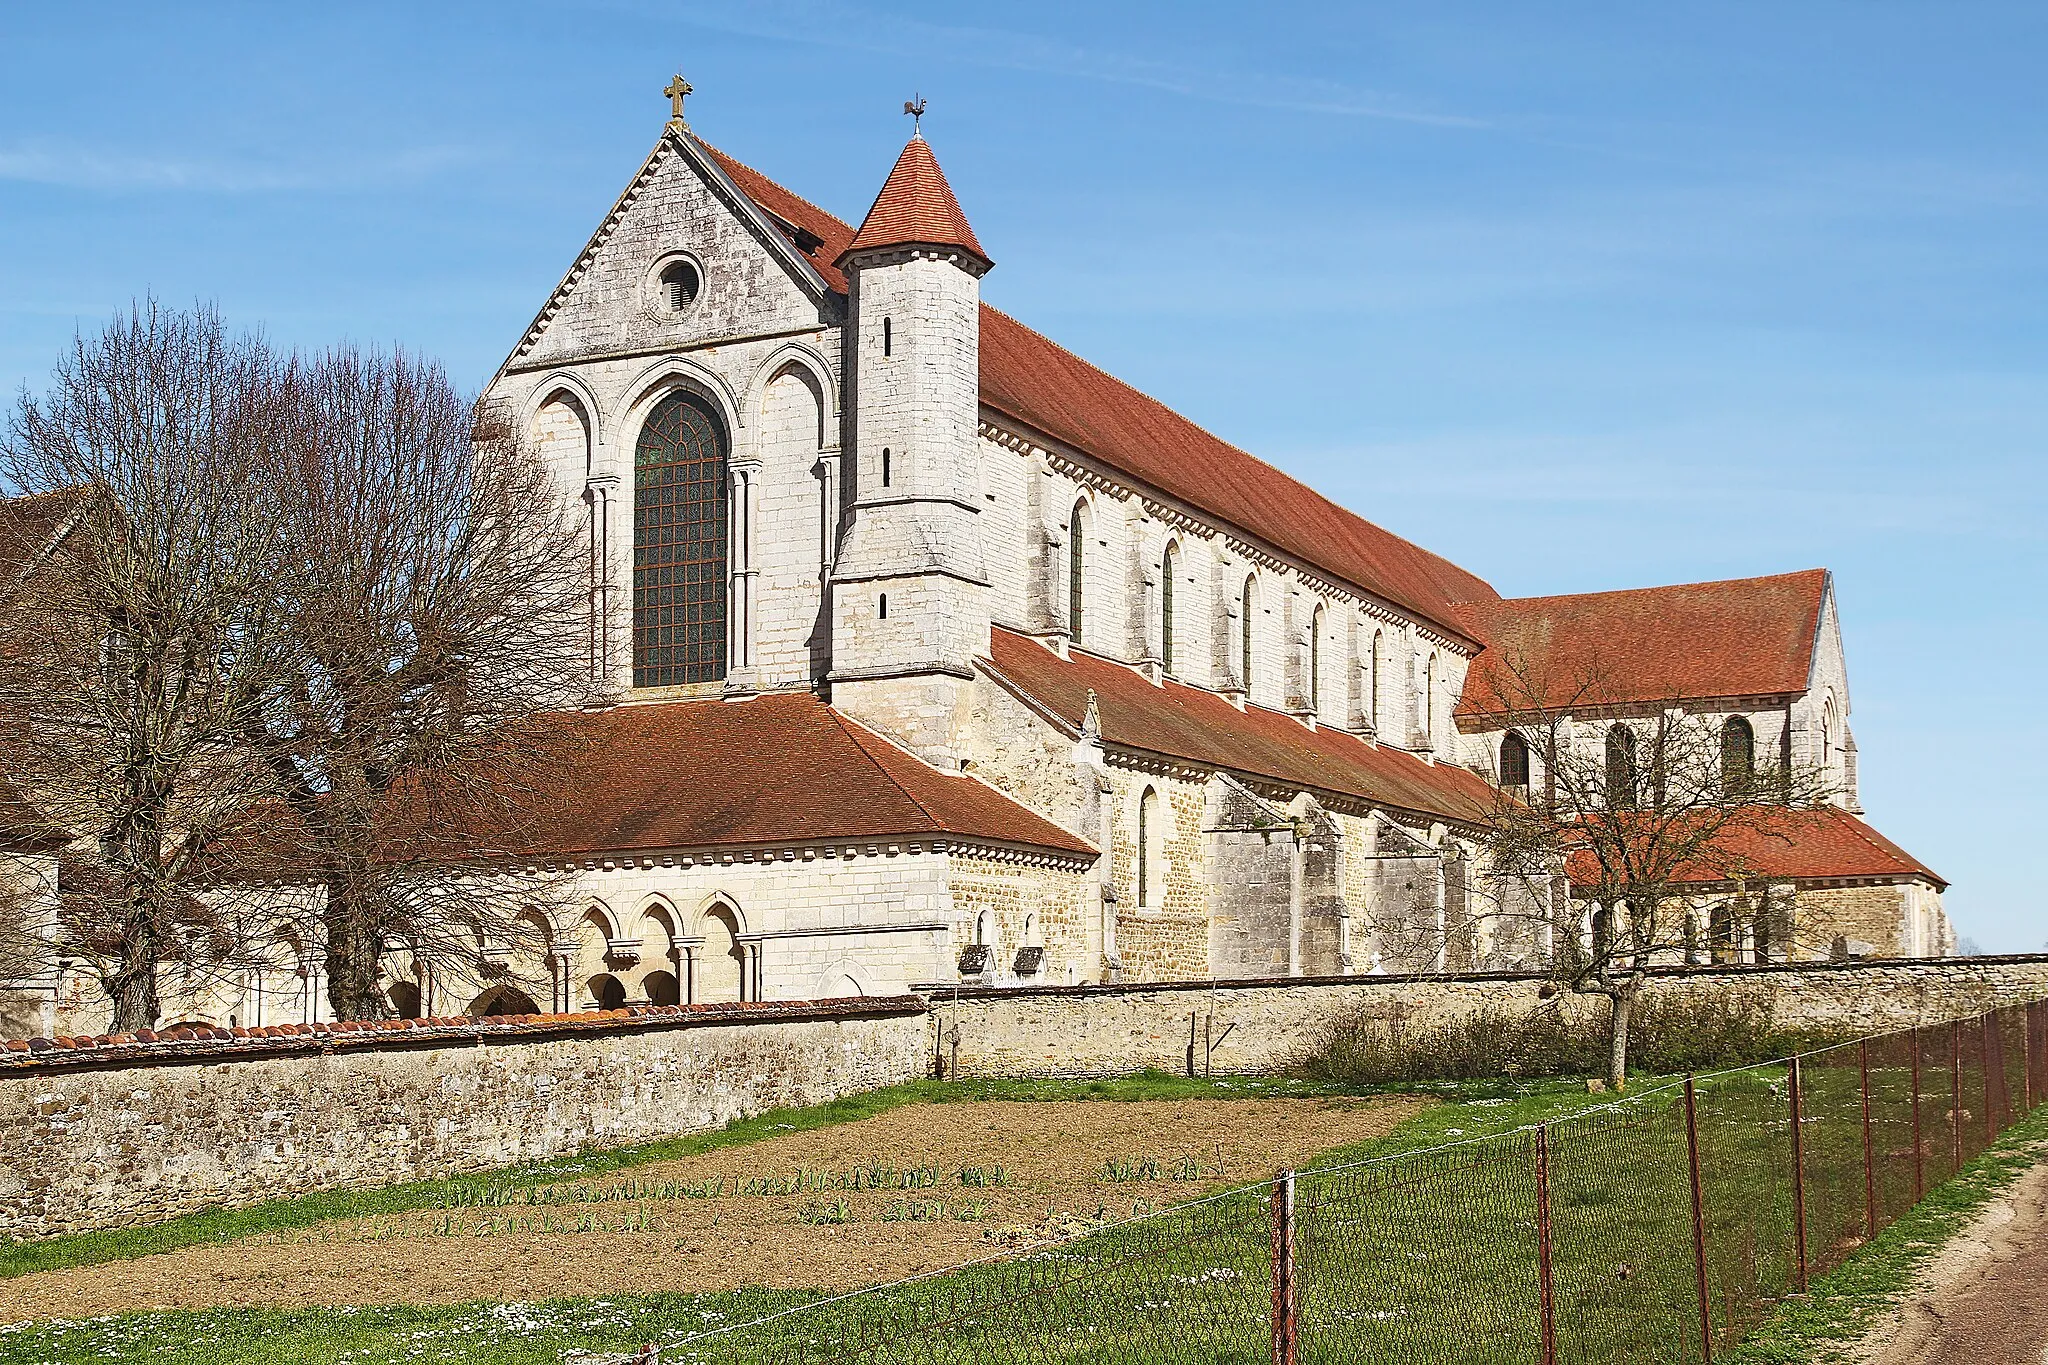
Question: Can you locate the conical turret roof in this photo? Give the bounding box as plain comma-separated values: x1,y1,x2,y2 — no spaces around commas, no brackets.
839,134,989,266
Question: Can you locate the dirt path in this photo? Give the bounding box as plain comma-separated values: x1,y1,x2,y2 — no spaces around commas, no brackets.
1851,1151,2048,1365
0,1096,1422,1321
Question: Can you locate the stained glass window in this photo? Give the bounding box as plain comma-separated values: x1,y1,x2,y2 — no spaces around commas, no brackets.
633,391,727,687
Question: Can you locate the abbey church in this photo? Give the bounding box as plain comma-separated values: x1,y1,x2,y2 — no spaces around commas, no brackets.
5,86,1954,1034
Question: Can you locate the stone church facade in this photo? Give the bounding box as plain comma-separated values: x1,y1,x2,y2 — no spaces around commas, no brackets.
2,88,1952,1035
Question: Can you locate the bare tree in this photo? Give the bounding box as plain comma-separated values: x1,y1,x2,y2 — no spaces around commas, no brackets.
0,304,293,1031
1467,653,1835,1090
243,346,600,1021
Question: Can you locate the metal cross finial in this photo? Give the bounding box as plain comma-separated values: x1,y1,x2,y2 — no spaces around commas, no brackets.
903,94,927,136
664,73,694,127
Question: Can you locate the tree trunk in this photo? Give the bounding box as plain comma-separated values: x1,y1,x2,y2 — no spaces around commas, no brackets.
322,883,388,1021
1607,987,1635,1092
107,953,159,1033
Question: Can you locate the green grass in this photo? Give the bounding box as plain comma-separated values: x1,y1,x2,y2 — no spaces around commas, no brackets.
0,1074,1608,1365
1723,1104,2048,1364
0,1070,1354,1284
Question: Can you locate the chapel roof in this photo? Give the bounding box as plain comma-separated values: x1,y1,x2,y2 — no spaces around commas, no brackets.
840,134,988,264
497,693,1093,860
1567,804,1945,891
1453,569,1831,719
700,140,1497,642
981,627,1498,826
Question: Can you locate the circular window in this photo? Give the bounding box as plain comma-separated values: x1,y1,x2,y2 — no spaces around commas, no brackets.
658,260,701,315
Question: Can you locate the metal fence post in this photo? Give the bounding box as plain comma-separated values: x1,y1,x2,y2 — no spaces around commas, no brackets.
1789,1055,1809,1293
1270,1170,1296,1365
1950,1020,1963,1175
1535,1124,1558,1365
1684,1077,1713,1362
1859,1038,1877,1242
1910,1027,1924,1202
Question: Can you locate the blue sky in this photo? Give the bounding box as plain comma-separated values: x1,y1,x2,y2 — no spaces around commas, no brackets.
5,3,2043,950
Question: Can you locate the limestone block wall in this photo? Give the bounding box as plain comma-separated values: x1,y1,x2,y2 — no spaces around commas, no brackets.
0,998,926,1241
928,956,2048,1078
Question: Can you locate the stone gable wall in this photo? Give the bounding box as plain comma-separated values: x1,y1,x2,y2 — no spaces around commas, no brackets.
0,999,925,1241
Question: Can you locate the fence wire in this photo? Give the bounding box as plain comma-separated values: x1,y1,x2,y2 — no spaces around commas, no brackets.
627,1000,2048,1365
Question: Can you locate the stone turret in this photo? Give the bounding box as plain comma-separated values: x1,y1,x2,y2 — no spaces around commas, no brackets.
828,132,993,763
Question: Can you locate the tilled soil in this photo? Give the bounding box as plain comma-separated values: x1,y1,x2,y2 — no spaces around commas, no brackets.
1851,1147,2048,1365
0,1096,1422,1320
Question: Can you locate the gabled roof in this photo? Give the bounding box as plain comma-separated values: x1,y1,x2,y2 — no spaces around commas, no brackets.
1455,569,1831,718
507,693,1093,859
1569,805,1945,891
0,487,90,591
698,142,1495,642
982,627,1496,825
841,135,987,264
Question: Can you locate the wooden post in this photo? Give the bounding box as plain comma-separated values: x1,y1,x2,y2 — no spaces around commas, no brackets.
1270,1170,1297,1365
1910,1027,1924,1203
1950,1020,1963,1175
1789,1056,1809,1293
1860,1039,1877,1242
1684,1077,1714,1362
1535,1125,1558,1365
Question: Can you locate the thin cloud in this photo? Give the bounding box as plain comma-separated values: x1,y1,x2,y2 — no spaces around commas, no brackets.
0,141,479,194
584,0,1488,129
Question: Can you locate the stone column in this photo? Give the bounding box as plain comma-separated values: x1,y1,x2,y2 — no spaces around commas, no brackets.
584,473,619,684
727,460,761,691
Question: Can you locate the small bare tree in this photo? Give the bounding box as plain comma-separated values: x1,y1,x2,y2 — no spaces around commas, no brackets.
0,303,293,1031
1468,653,1835,1089
243,347,600,1021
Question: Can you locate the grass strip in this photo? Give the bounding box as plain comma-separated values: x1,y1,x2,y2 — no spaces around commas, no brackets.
1722,1103,2048,1364
0,1070,1370,1282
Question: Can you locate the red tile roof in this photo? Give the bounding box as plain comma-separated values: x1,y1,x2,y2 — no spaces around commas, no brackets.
1569,804,1944,890
508,694,1093,858
1455,570,1830,717
983,627,1497,824
699,140,1496,640
840,135,987,264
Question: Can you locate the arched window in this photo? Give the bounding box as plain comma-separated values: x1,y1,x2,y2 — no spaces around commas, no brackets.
1819,700,1835,768
633,390,728,687
1067,503,1086,642
1721,716,1756,798
1137,786,1158,907
1308,605,1324,711
1159,544,1176,672
1605,726,1638,809
1500,731,1531,788
1423,654,1438,743
1240,576,1256,691
1369,630,1383,732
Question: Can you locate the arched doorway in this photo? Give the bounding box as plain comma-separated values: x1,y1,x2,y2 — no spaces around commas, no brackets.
469,986,541,1017
387,981,422,1019
586,973,627,1011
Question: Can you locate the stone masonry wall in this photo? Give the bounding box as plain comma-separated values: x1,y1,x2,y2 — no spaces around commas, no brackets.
929,957,2048,1078
0,998,926,1241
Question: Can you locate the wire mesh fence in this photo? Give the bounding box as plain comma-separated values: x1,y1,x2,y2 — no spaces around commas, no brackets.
615,999,2048,1365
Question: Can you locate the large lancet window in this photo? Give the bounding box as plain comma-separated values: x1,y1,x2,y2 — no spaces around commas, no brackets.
1067,504,1086,643
1369,629,1383,732
1500,731,1531,788
1308,605,1324,711
1240,576,1256,691
1721,716,1756,798
1605,726,1639,810
633,390,728,687
1159,544,1176,672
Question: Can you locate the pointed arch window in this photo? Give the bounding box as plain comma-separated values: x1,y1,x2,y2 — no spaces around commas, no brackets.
633,390,728,687
1067,504,1086,642
1159,544,1176,672
1369,630,1383,732
1721,716,1756,798
1137,786,1159,907
1423,653,1438,743
1240,576,1256,691
1500,731,1531,788
1605,726,1639,810
1308,605,1324,711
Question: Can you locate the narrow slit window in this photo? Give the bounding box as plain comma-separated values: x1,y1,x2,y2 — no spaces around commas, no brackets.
878,593,888,620
1067,505,1085,640
881,448,891,488
1240,577,1255,690
1159,545,1176,672
882,317,892,356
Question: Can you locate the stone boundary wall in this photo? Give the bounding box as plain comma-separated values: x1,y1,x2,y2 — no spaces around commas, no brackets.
0,997,927,1241
921,956,2048,1078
